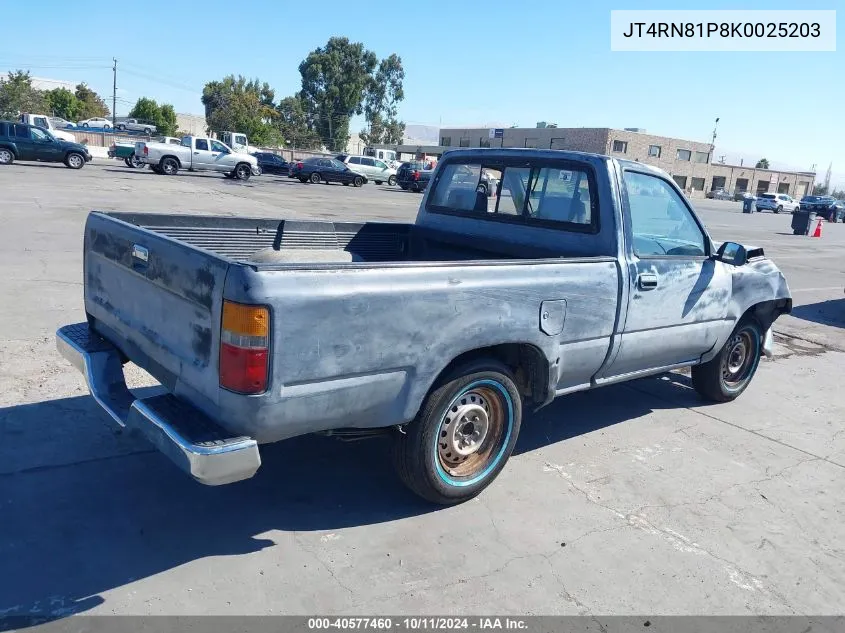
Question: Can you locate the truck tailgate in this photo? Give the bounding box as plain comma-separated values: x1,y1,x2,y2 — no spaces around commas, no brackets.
84,212,228,406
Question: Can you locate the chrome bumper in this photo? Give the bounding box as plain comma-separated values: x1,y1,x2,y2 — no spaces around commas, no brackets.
56,323,261,485
762,327,774,359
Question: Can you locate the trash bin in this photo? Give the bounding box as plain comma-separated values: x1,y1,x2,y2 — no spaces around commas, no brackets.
791,210,817,235
742,197,756,214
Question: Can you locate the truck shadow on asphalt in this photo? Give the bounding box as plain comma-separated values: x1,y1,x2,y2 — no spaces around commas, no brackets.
790,298,845,329
0,373,705,624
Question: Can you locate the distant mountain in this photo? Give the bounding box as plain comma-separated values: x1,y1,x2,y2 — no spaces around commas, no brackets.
403,124,439,145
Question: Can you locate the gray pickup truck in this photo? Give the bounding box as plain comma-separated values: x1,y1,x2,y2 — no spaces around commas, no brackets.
56,149,791,504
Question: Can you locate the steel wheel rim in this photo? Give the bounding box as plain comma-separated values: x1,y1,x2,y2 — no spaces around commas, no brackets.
0,150,11,163
163,162,175,174
722,330,754,386
68,154,82,168
237,165,249,179
437,386,505,479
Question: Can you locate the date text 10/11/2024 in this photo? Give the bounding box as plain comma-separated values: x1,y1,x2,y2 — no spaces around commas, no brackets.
307,618,528,630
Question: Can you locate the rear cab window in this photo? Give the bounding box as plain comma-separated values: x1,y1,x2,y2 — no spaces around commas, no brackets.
427,157,598,232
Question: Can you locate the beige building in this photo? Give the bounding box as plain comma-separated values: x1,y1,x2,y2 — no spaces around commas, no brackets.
438,126,815,198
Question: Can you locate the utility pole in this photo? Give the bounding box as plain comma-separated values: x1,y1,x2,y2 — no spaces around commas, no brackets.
112,58,117,127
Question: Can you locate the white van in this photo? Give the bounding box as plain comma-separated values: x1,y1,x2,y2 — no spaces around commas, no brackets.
336,154,397,185
364,147,397,166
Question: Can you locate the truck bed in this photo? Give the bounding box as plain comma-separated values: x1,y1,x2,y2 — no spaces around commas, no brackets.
104,212,603,264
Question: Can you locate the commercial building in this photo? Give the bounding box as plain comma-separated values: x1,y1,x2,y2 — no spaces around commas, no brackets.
437,125,815,198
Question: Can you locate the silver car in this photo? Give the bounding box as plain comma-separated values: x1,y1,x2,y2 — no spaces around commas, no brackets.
336,154,397,185
116,119,157,135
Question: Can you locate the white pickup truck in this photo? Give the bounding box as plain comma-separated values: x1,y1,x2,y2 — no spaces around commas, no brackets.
135,135,258,180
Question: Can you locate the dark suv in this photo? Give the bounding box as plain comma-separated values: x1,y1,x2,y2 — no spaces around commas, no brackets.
0,120,92,169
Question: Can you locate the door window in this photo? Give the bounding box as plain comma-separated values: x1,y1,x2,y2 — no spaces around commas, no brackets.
30,127,50,141
195,139,209,151
362,157,375,167
624,171,707,257
349,157,361,164
330,159,346,170
210,140,229,153
15,124,29,138
375,160,387,169
33,116,49,129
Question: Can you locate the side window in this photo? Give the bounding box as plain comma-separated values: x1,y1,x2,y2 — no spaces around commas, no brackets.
624,171,706,257
375,160,387,169
362,157,375,167
0,122,5,136
15,124,29,138
31,127,49,141
349,157,361,164
195,139,209,151
210,140,228,153
525,167,592,224
33,116,49,129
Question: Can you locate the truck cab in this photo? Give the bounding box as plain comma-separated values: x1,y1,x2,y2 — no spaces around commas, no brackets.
19,113,75,143
218,131,257,154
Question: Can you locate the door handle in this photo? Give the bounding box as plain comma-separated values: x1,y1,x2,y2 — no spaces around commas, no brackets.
637,273,659,290
194,151,200,155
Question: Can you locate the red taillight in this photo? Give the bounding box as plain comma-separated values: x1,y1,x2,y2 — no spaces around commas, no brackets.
412,170,420,181
296,162,303,169
143,146,148,156
219,301,269,394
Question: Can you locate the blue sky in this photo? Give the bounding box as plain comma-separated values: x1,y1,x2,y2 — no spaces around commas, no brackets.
1,0,841,182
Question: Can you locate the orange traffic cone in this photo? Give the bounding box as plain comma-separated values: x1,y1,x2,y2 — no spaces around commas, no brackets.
812,218,823,238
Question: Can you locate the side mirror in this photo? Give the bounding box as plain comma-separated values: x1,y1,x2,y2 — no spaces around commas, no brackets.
715,241,747,266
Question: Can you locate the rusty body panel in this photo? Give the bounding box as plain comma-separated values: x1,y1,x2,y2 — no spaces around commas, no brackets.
77,149,791,449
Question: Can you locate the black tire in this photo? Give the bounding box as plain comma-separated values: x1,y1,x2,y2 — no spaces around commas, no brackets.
410,182,420,193
65,152,85,169
775,206,782,214
143,127,152,135
692,319,763,403
392,359,522,505
151,165,162,174
388,175,397,186
234,163,252,181
0,148,14,165
118,124,126,131
129,155,143,169
124,158,132,167
353,176,364,187
160,157,178,176
342,182,349,186
82,123,89,128
310,172,321,184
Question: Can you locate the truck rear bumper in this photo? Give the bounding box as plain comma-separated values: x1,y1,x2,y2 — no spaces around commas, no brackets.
56,322,261,486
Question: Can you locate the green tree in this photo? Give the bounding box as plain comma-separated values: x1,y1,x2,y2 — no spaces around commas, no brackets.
298,37,378,152
128,97,178,135
202,75,282,147
360,54,405,146
812,184,828,195
0,70,47,119
74,83,109,119
276,94,321,149
45,88,82,120
755,158,770,169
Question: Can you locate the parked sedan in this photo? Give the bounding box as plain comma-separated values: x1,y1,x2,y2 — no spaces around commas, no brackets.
734,190,754,201
116,119,157,134
706,188,733,200
290,157,367,186
77,117,112,129
252,152,290,176
335,154,397,185
755,193,799,214
49,117,76,129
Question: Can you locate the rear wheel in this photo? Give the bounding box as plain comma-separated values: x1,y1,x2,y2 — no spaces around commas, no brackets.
692,319,763,402
160,157,178,175
0,148,13,165
143,127,152,135
129,155,144,168
118,124,126,131
310,172,321,184
353,176,364,187
775,205,782,214
392,359,522,505
234,163,252,181
65,152,85,169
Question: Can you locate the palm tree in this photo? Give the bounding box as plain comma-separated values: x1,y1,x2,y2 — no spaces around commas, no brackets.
755,158,770,169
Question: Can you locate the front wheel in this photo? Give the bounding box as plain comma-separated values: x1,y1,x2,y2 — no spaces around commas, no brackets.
0,148,14,165
388,175,397,186
234,163,252,181
65,152,85,169
692,319,763,403
775,206,782,214
143,128,152,135
392,359,522,505
353,176,364,187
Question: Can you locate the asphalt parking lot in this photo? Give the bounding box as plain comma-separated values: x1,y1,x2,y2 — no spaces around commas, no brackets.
1,161,843,618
